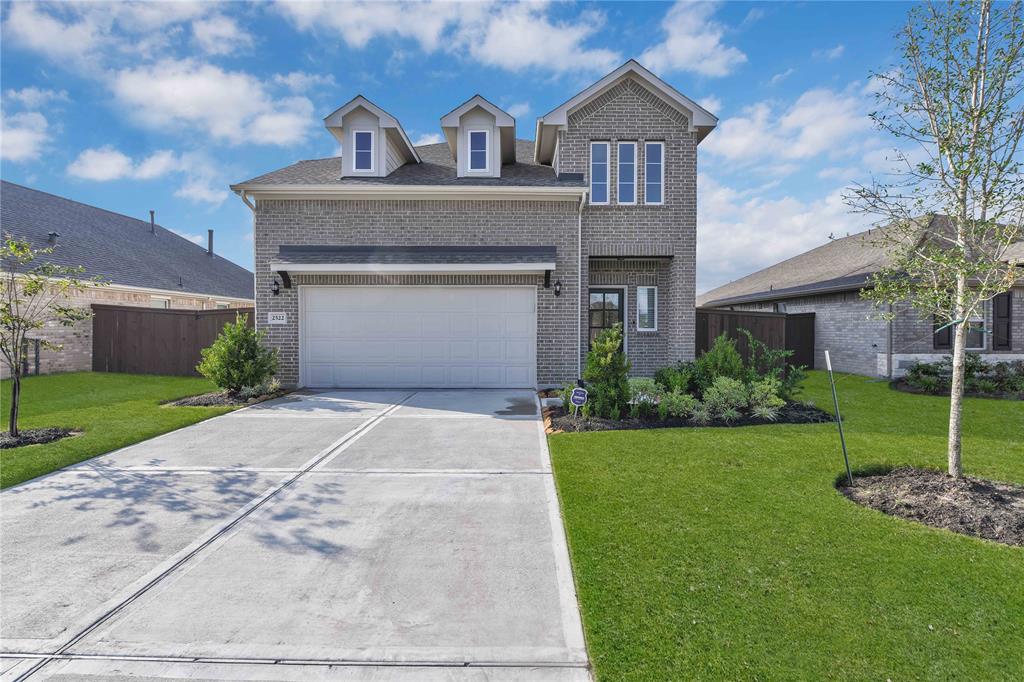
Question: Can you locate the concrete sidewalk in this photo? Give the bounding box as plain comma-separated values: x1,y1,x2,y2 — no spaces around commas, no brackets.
0,389,588,681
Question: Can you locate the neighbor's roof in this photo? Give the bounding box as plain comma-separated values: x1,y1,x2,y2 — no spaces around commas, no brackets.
0,181,254,300
699,216,1024,307
233,139,583,188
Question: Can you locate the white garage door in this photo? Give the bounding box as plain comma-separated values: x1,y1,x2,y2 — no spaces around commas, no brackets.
301,286,536,388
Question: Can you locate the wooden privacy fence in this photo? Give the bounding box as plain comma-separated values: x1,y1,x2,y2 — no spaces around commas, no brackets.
92,305,255,376
696,308,815,369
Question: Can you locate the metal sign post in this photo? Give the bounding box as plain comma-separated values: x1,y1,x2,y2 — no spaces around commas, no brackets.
825,350,854,487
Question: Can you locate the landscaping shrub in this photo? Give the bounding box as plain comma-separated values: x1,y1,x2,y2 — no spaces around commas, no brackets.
902,356,1024,397
702,376,748,417
197,314,278,393
692,334,744,393
690,402,713,425
749,377,786,410
654,365,692,393
751,404,781,421
628,377,660,420
659,389,697,419
582,324,631,419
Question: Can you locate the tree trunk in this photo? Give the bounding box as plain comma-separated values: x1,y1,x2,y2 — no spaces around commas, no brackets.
947,285,968,478
8,371,21,438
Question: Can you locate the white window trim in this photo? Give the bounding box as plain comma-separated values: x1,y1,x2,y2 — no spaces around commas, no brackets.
617,141,637,205
150,296,171,309
467,129,490,172
966,313,986,350
644,141,664,206
215,301,231,310
636,286,658,332
590,141,610,205
352,129,375,173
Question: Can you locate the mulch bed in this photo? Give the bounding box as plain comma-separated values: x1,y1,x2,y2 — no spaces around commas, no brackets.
839,466,1024,547
546,401,833,433
890,379,1023,400
0,427,76,449
165,389,287,407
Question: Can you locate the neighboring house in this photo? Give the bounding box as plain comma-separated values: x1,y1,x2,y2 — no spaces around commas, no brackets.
1,181,255,377
231,60,717,389
698,217,1024,378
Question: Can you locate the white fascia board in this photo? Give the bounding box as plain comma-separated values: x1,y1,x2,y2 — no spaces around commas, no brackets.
229,184,587,202
323,95,421,164
441,95,515,128
269,262,556,275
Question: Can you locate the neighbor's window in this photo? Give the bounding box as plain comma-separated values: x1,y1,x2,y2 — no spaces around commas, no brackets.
590,142,609,205
617,142,636,204
637,286,657,331
469,130,489,171
354,130,374,171
645,141,663,204
150,297,171,309
966,316,986,350
215,302,230,310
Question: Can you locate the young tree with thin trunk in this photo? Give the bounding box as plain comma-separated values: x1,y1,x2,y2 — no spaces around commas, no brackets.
849,0,1023,478
1,235,104,437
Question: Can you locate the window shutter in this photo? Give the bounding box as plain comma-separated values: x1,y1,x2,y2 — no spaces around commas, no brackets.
933,317,952,350
993,292,1012,350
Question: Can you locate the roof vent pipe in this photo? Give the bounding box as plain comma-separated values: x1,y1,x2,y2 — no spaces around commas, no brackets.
207,229,214,256
150,210,155,234
47,231,59,244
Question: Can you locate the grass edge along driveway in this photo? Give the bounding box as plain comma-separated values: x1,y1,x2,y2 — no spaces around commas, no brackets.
1,372,235,489
550,370,1024,681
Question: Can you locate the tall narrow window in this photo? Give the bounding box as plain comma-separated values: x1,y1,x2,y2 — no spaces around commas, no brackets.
933,317,952,349
637,286,657,331
469,130,488,171
965,316,986,350
617,142,636,204
590,142,609,205
994,291,1012,350
645,141,663,204
354,131,373,171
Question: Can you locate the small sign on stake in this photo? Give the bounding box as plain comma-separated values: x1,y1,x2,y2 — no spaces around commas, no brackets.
569,387,588,417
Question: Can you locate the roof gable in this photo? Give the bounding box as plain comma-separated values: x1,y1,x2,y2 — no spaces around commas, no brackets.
323,95,420,164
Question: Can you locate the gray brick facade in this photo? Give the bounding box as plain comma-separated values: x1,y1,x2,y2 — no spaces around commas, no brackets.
249,75,702,388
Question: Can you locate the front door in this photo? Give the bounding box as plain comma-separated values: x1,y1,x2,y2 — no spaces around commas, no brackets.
589,288,624,347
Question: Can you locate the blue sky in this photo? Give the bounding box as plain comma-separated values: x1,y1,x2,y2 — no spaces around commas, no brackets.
1,1,915,292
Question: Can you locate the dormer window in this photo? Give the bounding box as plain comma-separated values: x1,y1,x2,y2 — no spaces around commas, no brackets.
353,130,374,172
468,130,488,172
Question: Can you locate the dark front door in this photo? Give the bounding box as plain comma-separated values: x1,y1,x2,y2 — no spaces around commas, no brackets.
589,289,624,346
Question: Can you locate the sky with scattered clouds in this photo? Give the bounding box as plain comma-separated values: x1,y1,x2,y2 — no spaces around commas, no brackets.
0,1,915,291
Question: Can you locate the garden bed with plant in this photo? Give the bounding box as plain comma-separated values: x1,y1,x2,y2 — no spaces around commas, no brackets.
894,354,1024,399
838,466,1024,546
166,380,286,407
550,325,831,432
0,426,76,449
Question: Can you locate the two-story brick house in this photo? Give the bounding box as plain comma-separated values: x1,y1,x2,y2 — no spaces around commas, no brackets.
231,61,717,388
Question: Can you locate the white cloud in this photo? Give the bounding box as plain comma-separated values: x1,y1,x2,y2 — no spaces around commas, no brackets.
0,111,51,162
698,174,871,291
769,68,794,86
111,59,314,146
4,87,69,109
814,44,845,61
272,71,337,92
192,15,254,55
504,101,531,118
703,88,872,165
2,2,102,62
640,1,746,77
698,96,722,115
65,146,228,205
276,0,620,75
412,133,443,146
171,229,206,245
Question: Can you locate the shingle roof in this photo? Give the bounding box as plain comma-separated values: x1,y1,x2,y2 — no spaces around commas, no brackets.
275,245,557,265
698,216,1024,307
236,139,582,188
1,181,254,300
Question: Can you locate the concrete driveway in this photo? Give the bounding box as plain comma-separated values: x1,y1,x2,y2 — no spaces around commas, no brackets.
1,390,588,681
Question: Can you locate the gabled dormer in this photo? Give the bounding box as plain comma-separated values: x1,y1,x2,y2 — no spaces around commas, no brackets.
324,96,420,178
440,96,516,179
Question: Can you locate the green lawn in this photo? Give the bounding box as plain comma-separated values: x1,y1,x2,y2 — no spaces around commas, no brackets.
1,372,235,489
550,371,1024,681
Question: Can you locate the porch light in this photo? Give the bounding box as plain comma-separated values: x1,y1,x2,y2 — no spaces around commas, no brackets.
554,279,562,297
271,279,281,296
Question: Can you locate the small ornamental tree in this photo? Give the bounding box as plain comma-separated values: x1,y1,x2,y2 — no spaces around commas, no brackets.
1,235,105,436
197,313,278,392
848,0,1023,477
582,323,631,419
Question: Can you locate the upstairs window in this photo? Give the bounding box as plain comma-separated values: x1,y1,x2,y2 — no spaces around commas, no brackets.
353,131,374,171
590,142,609,205
469,130,489,171
645,142,663,205
617,142,636,204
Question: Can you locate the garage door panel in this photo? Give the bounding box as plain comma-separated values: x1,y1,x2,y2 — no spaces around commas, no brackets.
302,287,536,388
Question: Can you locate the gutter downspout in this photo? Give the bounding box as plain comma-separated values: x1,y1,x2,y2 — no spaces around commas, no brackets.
577,191,585,379
887,302,894,379
235,189,255,212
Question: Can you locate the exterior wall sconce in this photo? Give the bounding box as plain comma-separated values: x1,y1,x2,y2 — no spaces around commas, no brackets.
271,279,281,296
553,280,562,297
